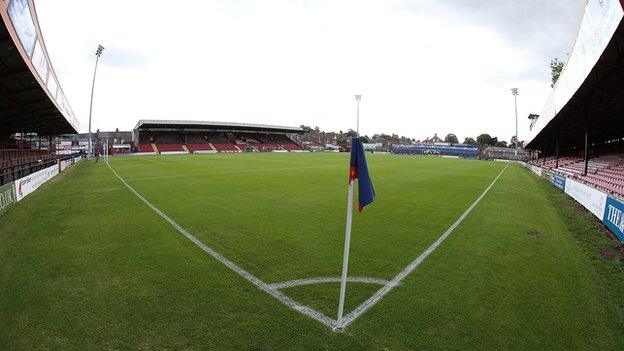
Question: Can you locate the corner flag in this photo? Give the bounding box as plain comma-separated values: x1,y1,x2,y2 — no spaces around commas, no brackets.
337,137,376,326
349,137,375,212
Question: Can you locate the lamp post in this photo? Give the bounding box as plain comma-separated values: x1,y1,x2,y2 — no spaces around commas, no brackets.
88,45,104,158
354,94,361,136
511,88,518,155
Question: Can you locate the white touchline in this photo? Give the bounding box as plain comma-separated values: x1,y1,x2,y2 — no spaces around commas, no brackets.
107,163,338,329
269,276,393,290
335,163,510,330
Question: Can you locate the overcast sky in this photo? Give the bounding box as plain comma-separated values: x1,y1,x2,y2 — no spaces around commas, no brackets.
35,0,584,143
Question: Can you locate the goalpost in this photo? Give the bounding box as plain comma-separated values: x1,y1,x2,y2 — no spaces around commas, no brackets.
104,139,109,165
94,139,109,165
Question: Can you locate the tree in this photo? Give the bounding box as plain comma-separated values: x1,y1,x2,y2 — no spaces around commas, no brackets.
476,134,495,146
550,57,565,88
509,135,518,148
359,135,371,143
371,134,391,143
345,129,358,138
463,137,477,145
444,133,458,144
495,140,508,147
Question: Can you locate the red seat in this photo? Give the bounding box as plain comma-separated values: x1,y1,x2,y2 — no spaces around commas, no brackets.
187,143,213,151
157,144,183,152
213,144,240,152
138,144,153,152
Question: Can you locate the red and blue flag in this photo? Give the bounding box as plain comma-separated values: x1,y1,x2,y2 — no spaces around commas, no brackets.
349,137,375,212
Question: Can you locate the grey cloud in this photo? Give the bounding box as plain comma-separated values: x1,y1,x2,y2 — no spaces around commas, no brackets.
98,45,149,69
396,0,584,81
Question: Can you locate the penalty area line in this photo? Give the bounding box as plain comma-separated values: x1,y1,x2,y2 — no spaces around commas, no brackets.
106,163,338,330
336,162,510,330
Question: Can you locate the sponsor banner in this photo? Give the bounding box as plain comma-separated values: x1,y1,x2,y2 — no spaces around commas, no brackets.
133,152,157,156
0,181,17,215
550,173,567,191
194,150,218,154
15,165,59,202
73,156,82,163
564,178,608,219
528,164,542,177
603,197,624,243
59,158,73,172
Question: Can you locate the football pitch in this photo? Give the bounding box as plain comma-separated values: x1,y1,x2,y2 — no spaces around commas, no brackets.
1,153,623,350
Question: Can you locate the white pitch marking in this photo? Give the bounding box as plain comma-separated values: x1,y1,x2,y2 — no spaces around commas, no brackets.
107,159,508,332
106,163,338,329
269,276,393,290
335,163,510,330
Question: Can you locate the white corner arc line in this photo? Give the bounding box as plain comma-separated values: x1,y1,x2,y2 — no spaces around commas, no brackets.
336,163,510,330
106,163,338,329
269,276,393,290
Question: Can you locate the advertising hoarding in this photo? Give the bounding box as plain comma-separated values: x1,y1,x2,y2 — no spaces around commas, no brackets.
564,178,608,219
603,196,624,243
59,158,73,172
0,181,17,215
14,165,59,202
528,164,542,177
7,0,36,56
550,173,566,191
31,39,49,83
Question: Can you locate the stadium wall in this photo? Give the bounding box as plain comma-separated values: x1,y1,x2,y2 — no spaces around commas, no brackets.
524,163,624,243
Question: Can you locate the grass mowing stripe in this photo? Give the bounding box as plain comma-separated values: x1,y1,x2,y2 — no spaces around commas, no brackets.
336,162,510,330
124,164,341,182
106,163,339,330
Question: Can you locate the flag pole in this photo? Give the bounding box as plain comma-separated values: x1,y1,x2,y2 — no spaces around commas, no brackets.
337,179,355,324
337,94,361,326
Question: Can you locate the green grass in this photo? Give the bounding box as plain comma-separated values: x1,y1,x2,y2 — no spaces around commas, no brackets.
0,153,623,350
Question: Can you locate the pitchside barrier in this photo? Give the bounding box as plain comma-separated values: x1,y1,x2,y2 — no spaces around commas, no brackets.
0,155,82,217
524,162,624,243
0,181,16,215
